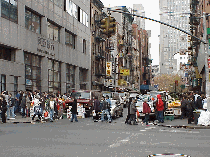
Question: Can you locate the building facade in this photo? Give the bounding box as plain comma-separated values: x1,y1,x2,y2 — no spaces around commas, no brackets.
0,0,91,95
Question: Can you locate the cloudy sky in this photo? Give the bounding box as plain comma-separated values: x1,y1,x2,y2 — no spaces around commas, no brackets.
100,0,160,65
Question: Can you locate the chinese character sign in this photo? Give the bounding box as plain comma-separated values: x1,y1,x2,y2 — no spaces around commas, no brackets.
106,62,112,76
120,69,130,76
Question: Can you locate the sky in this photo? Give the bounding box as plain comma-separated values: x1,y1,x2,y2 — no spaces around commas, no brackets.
100,0,160,65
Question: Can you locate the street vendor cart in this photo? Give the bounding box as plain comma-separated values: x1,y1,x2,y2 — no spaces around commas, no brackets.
165,100,181,120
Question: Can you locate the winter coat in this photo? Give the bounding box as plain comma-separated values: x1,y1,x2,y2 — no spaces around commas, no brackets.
21,96,26,108
94,99,100,111
71,100,77,114
26,97,31,109
156,94,164,111
0,99,7,112
181,99,188,108
143,102,151,114
130,102,137,115
196,97,203,109
9,97,15,107
102,100,108,110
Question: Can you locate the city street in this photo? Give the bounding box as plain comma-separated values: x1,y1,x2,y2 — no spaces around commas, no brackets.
0,109,209,157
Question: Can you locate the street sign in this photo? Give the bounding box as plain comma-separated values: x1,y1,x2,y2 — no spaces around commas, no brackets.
106,62,112,76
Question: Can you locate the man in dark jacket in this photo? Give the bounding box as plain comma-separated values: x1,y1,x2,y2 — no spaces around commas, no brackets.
180,96,188,119
101,96,111,122
93,96,100,121
9,93,15,119
129,98,138,125
70,97,78,122
0,95,7,123
195,96,203,109
187,97,195,124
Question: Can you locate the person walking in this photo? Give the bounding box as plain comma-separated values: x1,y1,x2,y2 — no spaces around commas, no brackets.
180,96,188,119
21,94,27,118
101,96,111,123
187,97,195,124
143,99,151,126
70,97,78,122
125,97,132,124
49,96,56,122
26,93,31,117
129,98,138,125
8,93,15,119
32,98,43,122
156,94,164,123
105,95,112,122
0,95,7,123
93,96,100,121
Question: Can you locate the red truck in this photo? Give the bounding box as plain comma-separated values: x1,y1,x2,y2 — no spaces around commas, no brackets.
65,90,101,117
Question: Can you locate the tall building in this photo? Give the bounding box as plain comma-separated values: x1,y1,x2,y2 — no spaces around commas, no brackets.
133,4,145,30
159,0,190,74
0,0,91,95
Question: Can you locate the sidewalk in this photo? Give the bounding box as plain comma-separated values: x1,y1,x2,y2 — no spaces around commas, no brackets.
152,118,210,129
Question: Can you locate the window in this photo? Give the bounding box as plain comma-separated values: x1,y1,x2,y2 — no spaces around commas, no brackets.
65,30,76,49
66,64,75,93
48,59,61,93
0,46,15,61
47,21,60,42
24,52,41,91
1,0,18,23
1,75,6,93
79,68,87,90
65,0,77,19
83,39,86,54
180,57,182,59
14,76,18,95
25,8,41,34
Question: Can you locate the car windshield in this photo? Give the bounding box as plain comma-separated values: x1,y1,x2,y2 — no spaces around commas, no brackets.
71,92,90,99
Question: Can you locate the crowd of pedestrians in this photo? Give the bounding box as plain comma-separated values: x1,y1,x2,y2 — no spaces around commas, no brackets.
0,90,69,123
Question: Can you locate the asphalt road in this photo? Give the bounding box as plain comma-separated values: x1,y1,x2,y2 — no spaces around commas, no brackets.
0,109,209,157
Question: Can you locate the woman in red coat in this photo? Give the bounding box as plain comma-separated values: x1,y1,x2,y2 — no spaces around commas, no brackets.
143,99,151,125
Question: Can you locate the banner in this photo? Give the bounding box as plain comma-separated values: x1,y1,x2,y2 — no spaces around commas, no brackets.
106,62,112,76
120,69,130,76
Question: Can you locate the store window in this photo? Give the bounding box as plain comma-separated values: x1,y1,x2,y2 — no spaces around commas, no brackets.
24,52,41,92
1,0,18,23
47,21,60,42
14,76,18,95
1,74,6,93
48,59,61,94
79,68,87,90
66,64,75,93
65,30,76,49
25,8,41,34
0,46,15,61
83,39,86,54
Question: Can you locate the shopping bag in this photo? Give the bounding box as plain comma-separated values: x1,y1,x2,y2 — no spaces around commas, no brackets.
137,110,140,117
44,111,48,117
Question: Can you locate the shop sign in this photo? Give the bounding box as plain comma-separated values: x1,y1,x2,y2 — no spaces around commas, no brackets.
120,69,130,76
37,37,55,57
106,62,112,76
38,37,54,50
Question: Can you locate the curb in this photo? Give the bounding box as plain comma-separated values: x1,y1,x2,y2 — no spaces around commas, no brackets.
154,123,210,129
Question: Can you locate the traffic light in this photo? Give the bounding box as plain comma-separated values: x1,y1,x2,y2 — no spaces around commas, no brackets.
100,17,108,34
108,16,116,37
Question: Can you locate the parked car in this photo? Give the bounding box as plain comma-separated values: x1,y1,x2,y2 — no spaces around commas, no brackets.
110,100,123,119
